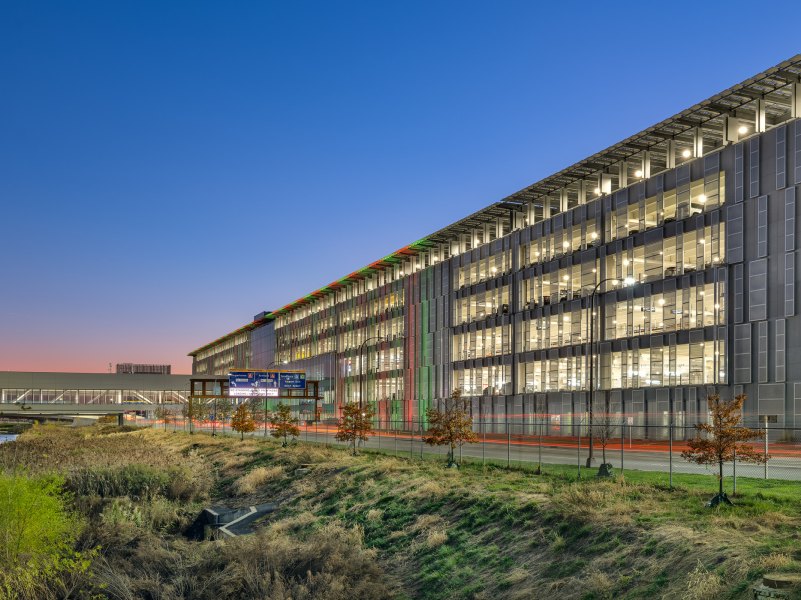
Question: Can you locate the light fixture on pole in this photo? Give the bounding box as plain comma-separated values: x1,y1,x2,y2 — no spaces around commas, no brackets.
587,275,636,468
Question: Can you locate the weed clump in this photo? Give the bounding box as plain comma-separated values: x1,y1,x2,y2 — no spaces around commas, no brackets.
234,466,284,495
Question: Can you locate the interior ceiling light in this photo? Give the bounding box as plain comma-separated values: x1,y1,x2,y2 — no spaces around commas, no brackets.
738,125,748,135
681,149,691,158
634,169,644,178
594,187,601,195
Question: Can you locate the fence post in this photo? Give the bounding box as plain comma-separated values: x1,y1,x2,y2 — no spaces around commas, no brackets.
620,420,624,475
507,421,510,467
669,414,673,490
732,444,737,495
394,422,398,457
420,419,424,459
577,416,582,480
482,419,486,466
764,421,769,480
538,415,543,472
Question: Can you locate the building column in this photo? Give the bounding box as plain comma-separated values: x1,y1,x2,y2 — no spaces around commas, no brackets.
665,140,676,169
755,98,766,133
693,127,703,157
600,173,612,195
791,83,801,119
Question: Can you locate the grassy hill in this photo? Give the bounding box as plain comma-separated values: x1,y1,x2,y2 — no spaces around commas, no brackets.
1,425,800,599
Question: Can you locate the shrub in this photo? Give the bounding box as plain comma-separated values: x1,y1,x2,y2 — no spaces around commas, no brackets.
0,473,95,599
0,473,76,567
66,464,207,503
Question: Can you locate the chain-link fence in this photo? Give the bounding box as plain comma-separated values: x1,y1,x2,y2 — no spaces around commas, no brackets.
128,413,800,483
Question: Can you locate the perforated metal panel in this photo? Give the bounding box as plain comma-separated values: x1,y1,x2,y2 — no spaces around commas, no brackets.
756,195,768,258
776,319,786,383
785,252,795,318
785,187,796,252
734,323,752,384
726,202,744,263
733,263,744,324
750,137,760,199
777,125,787,190
795,121,801,185
758,321,769,383
748,258,768,322
735,143,745,203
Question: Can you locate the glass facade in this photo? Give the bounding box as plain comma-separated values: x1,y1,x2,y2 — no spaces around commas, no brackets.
191,61,801,432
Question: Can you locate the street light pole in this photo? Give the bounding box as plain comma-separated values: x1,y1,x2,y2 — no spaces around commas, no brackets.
264,360,277,437
587,276,635,468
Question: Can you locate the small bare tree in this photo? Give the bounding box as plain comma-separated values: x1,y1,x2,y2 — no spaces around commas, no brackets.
336,403,375,456
591,407,620,477
681,394,767,507
269,402,300,447
184,397,205,434
247,397,269,435
216,398,234,433
231,403,256,440
423,389,478,468
154,406,170,431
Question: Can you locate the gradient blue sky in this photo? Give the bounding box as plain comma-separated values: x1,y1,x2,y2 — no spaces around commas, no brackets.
2,1,800,373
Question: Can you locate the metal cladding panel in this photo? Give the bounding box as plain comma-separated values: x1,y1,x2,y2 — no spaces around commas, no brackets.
786,187,796,252
750,137,761,199
734,323,752,384
726,202,744,263
756,195,769,258
785,252,795,318
748,258,768,322
757,321,769,384
735,143,745,203
758,383,785,419
777,124,787,190
795,121,801,185
776,319,786,383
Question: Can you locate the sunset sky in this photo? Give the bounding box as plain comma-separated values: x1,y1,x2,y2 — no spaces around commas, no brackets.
2,1,800,374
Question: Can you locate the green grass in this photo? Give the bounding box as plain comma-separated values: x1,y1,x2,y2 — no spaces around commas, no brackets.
16,425,801,600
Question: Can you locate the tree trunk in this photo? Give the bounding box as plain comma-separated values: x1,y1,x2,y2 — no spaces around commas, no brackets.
719,457,724,496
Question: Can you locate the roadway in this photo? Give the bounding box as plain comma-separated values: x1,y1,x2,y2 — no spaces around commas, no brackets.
140,418,801,482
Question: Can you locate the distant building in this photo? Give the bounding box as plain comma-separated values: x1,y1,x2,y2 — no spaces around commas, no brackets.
0,371,189,404
116,363,172,375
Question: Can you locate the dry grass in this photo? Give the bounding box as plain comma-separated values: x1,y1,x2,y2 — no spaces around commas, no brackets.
685,561,723,600
585,569,614,598
365,508,383,522
425,529,448,548
759,552,793,570
501,567,530,586
8,425,801,600
234,466,284,495
88,521,393,600
405,479,447,500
